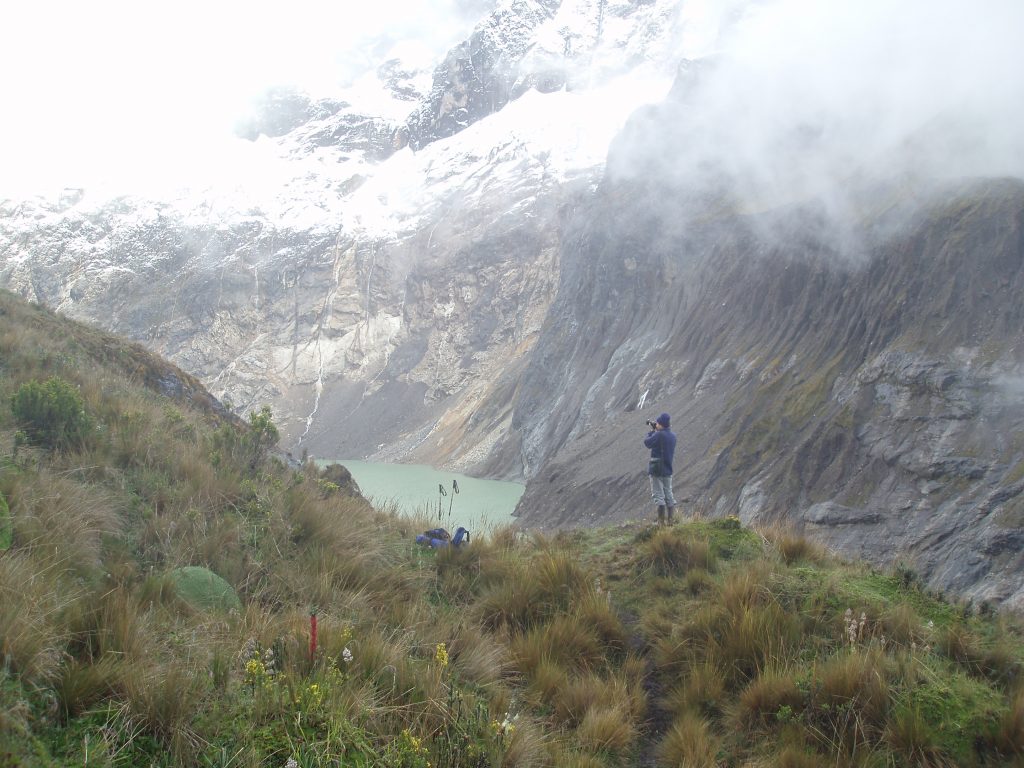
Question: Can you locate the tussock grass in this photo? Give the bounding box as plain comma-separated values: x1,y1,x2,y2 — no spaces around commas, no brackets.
885,705,948,766
761,522,824,565
737,668,805,727
0,551,74,682
575,701,637,754
809,648,893,751
4,291,1024,767
511,614,604,676
55,656,123,719
8,472,123,577
655,712,720,768
988,687,1024,757
772,746,822,768
552,671,644,729
664,658,726,719
638,527,716,576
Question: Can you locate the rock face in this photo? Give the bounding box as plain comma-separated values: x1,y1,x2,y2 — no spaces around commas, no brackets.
496,62,1024,608
2,0,1024,608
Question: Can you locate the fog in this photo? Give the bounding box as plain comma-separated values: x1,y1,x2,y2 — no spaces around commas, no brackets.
4,0,1021,206
0,0,495,197
612,0,1024,210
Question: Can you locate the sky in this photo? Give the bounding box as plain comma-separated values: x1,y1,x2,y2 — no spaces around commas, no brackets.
0,0,493,198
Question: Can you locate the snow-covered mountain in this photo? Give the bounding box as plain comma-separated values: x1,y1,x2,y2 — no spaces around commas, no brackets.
0,0,689,469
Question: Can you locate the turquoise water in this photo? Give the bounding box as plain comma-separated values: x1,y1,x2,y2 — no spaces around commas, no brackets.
323,460,524,532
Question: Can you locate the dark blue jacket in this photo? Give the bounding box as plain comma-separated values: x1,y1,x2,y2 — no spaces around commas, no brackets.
644,429,676,475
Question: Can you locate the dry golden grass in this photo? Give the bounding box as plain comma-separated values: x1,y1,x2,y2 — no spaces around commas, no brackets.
884,706,949,767
880,602,924,649
575,701,637,754
498,716,550,768
475,570,547,632
772,745,823,768
737,668,805,727
936,622,979,667
55,656,124,719
448,623,509,686
760,523,825,565
655,711,720,768
714,602,803,686
639,527,715,576
553,753,605,768
532,548,593,612
988,687,1024,758
720,562,776,615
574,590,630,654
664,658,727,719
8,472,123,577
552,671,644,730
524,657,569,709
118,660,202,757
0,551,75,682
810,648,893,750
511,614,604,677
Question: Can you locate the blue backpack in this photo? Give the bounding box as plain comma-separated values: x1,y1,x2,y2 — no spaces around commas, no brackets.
416,526,470,549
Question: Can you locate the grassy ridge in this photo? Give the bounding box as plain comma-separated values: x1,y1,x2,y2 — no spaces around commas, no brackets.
1,289,1023,767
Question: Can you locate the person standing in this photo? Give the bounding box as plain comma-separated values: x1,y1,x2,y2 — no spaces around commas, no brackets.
644,412,677,524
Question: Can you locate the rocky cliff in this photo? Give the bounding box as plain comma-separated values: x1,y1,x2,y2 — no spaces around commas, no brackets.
499,60,1024,608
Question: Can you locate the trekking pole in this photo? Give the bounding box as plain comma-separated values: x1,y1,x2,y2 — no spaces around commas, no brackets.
437,483,447,521
309,609,318,662
447,479,459,519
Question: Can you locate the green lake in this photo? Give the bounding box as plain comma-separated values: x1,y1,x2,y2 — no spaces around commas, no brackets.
323,460,524,532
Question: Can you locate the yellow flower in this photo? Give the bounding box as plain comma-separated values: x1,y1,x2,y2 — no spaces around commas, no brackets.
435,642,449,668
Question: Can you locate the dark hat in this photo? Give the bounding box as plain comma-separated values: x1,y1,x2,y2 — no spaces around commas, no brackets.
656,413,671,428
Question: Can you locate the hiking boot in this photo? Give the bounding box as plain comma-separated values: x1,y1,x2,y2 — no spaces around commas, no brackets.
666,506,676,524
656,505,666,525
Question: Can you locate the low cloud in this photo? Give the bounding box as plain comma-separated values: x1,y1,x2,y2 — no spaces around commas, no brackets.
0,0,497,197
611,0,1024,210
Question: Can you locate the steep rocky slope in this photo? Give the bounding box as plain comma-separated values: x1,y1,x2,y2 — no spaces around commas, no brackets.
500,65,1024,606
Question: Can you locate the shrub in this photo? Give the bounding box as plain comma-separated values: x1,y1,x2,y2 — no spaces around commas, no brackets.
10,376,93,451
246,404,279,469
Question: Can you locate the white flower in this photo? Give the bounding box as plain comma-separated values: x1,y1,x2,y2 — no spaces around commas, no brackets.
342,647,353,664
285,758,299,768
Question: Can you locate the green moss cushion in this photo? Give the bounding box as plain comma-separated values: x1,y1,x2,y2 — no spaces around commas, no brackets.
168,566,240,612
